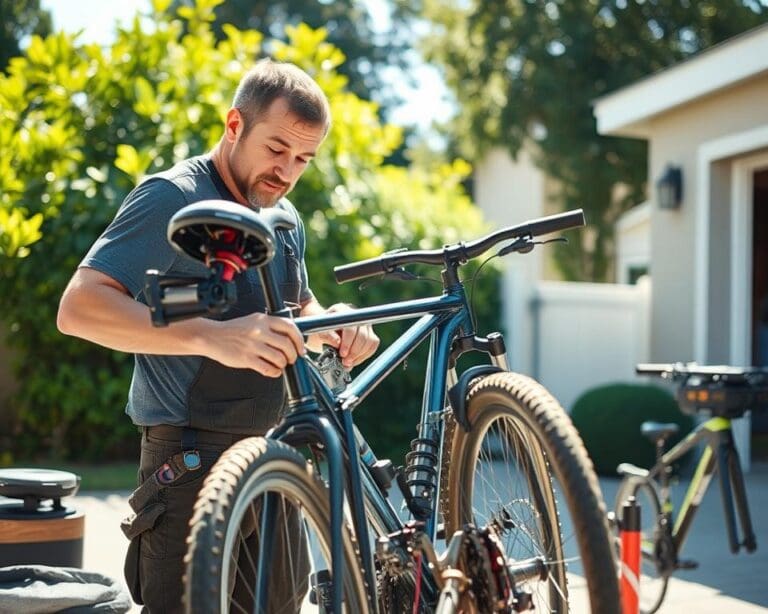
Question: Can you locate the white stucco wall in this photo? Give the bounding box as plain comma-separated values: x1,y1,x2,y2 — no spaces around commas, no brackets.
615,202,651,284
473,147,546,375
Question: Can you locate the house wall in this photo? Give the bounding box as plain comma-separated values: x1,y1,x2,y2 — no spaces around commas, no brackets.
474,147,545,375
615,202,650,284
474,147,546,251
646,76,768,362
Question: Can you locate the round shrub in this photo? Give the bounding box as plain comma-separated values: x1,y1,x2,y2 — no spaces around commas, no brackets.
571,383,694,476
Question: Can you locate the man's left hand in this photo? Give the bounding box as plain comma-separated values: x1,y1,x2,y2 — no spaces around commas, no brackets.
306,302,379,368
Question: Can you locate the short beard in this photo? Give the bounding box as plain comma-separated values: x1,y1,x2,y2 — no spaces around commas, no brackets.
246,185,283,209
233,171,287,209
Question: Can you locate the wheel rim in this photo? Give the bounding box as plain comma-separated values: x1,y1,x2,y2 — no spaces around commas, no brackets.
456,409,569,610
220,468,346,613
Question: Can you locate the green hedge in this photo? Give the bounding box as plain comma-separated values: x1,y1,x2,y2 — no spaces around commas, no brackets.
571,382,694,476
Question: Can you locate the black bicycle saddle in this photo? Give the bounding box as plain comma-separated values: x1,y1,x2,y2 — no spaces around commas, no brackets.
167,200,296,269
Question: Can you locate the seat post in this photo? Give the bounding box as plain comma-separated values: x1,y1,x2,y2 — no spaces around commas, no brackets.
256,263,315,404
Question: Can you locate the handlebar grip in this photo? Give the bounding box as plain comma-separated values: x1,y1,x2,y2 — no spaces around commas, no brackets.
527,209,586,237
334,257,387,284
635,363,674,375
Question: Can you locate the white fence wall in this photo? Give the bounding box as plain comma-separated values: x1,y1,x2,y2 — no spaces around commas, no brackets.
525,278,651,412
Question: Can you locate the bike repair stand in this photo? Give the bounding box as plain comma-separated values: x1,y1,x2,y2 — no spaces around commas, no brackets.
620,496,641,614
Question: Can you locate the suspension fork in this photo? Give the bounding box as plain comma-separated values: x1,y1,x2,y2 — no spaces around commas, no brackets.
488,332,509,370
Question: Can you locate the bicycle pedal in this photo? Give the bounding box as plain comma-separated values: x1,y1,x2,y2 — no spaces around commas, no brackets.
675,558,699,570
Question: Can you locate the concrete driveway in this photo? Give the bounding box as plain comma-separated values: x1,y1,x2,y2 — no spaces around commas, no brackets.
32,460,768,612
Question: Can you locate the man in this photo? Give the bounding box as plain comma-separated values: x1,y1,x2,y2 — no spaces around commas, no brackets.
57,59,379,612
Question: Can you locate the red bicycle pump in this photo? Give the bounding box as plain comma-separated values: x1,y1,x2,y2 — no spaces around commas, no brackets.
620,496,641,614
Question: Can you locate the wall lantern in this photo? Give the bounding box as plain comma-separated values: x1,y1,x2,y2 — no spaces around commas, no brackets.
656,164,683,210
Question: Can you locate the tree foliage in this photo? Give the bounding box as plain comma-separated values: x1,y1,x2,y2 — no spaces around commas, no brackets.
0,0,498,462
406,0,768,281
0,0,52,72
173,0,408,109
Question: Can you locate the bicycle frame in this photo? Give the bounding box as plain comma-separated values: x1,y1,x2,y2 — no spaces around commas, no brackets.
260,275,492,612
646,417,757,557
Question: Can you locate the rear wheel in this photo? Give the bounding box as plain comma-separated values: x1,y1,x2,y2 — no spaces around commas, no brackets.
615,476,668,614
184,437,368,613
442,372,621,613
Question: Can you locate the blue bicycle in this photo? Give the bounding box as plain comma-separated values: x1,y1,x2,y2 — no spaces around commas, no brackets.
146,200,620,613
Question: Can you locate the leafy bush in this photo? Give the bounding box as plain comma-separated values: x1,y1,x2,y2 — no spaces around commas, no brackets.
571,383,694,476
0,0,500,462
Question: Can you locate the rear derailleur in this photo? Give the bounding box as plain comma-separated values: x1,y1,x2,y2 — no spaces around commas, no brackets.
376,522,546,612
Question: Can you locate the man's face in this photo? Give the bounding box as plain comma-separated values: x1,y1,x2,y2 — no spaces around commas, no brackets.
227,97,326,208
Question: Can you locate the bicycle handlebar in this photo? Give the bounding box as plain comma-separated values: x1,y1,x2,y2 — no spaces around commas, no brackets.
636,362,768,382
334,209,585,284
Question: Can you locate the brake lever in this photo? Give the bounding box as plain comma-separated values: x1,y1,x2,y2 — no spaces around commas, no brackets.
497,235,567,257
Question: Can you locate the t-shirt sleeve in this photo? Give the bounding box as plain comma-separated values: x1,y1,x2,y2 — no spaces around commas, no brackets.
80,178,187,298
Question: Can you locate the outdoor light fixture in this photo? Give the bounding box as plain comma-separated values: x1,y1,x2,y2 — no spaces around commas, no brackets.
656,164,683,210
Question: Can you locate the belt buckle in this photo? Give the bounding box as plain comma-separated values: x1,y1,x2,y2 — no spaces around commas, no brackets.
183,449,201,471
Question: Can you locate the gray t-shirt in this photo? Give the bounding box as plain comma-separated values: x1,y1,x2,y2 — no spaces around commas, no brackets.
81,155,314,426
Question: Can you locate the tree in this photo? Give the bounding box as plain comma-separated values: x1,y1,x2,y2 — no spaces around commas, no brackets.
404,0,768,281
0,0,498,462
0,0,52,71
172,0,409,109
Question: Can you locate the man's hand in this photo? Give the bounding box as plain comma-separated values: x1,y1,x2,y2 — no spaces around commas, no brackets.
206,312,306,377
306,302,379,368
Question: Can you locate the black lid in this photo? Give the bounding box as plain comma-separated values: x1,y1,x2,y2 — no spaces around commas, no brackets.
0,468,81,500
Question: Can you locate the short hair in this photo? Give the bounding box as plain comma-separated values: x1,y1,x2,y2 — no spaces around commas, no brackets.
232,59,331,135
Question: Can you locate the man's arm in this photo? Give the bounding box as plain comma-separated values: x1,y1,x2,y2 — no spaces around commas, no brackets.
58,267,305,378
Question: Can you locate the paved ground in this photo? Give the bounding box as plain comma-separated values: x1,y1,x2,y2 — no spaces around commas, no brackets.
8,462,768,612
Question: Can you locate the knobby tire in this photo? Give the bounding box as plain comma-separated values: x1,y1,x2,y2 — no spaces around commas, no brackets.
442,371,621,613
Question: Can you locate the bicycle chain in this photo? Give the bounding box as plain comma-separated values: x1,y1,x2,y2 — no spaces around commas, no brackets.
378,571,415,614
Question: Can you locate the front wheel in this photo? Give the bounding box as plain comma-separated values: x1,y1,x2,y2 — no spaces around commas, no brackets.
615,476,668,614
442,371,621,613
184,437,368,613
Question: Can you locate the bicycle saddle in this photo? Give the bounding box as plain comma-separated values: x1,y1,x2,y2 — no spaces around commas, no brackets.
641,421,679,443
167,200,296,269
